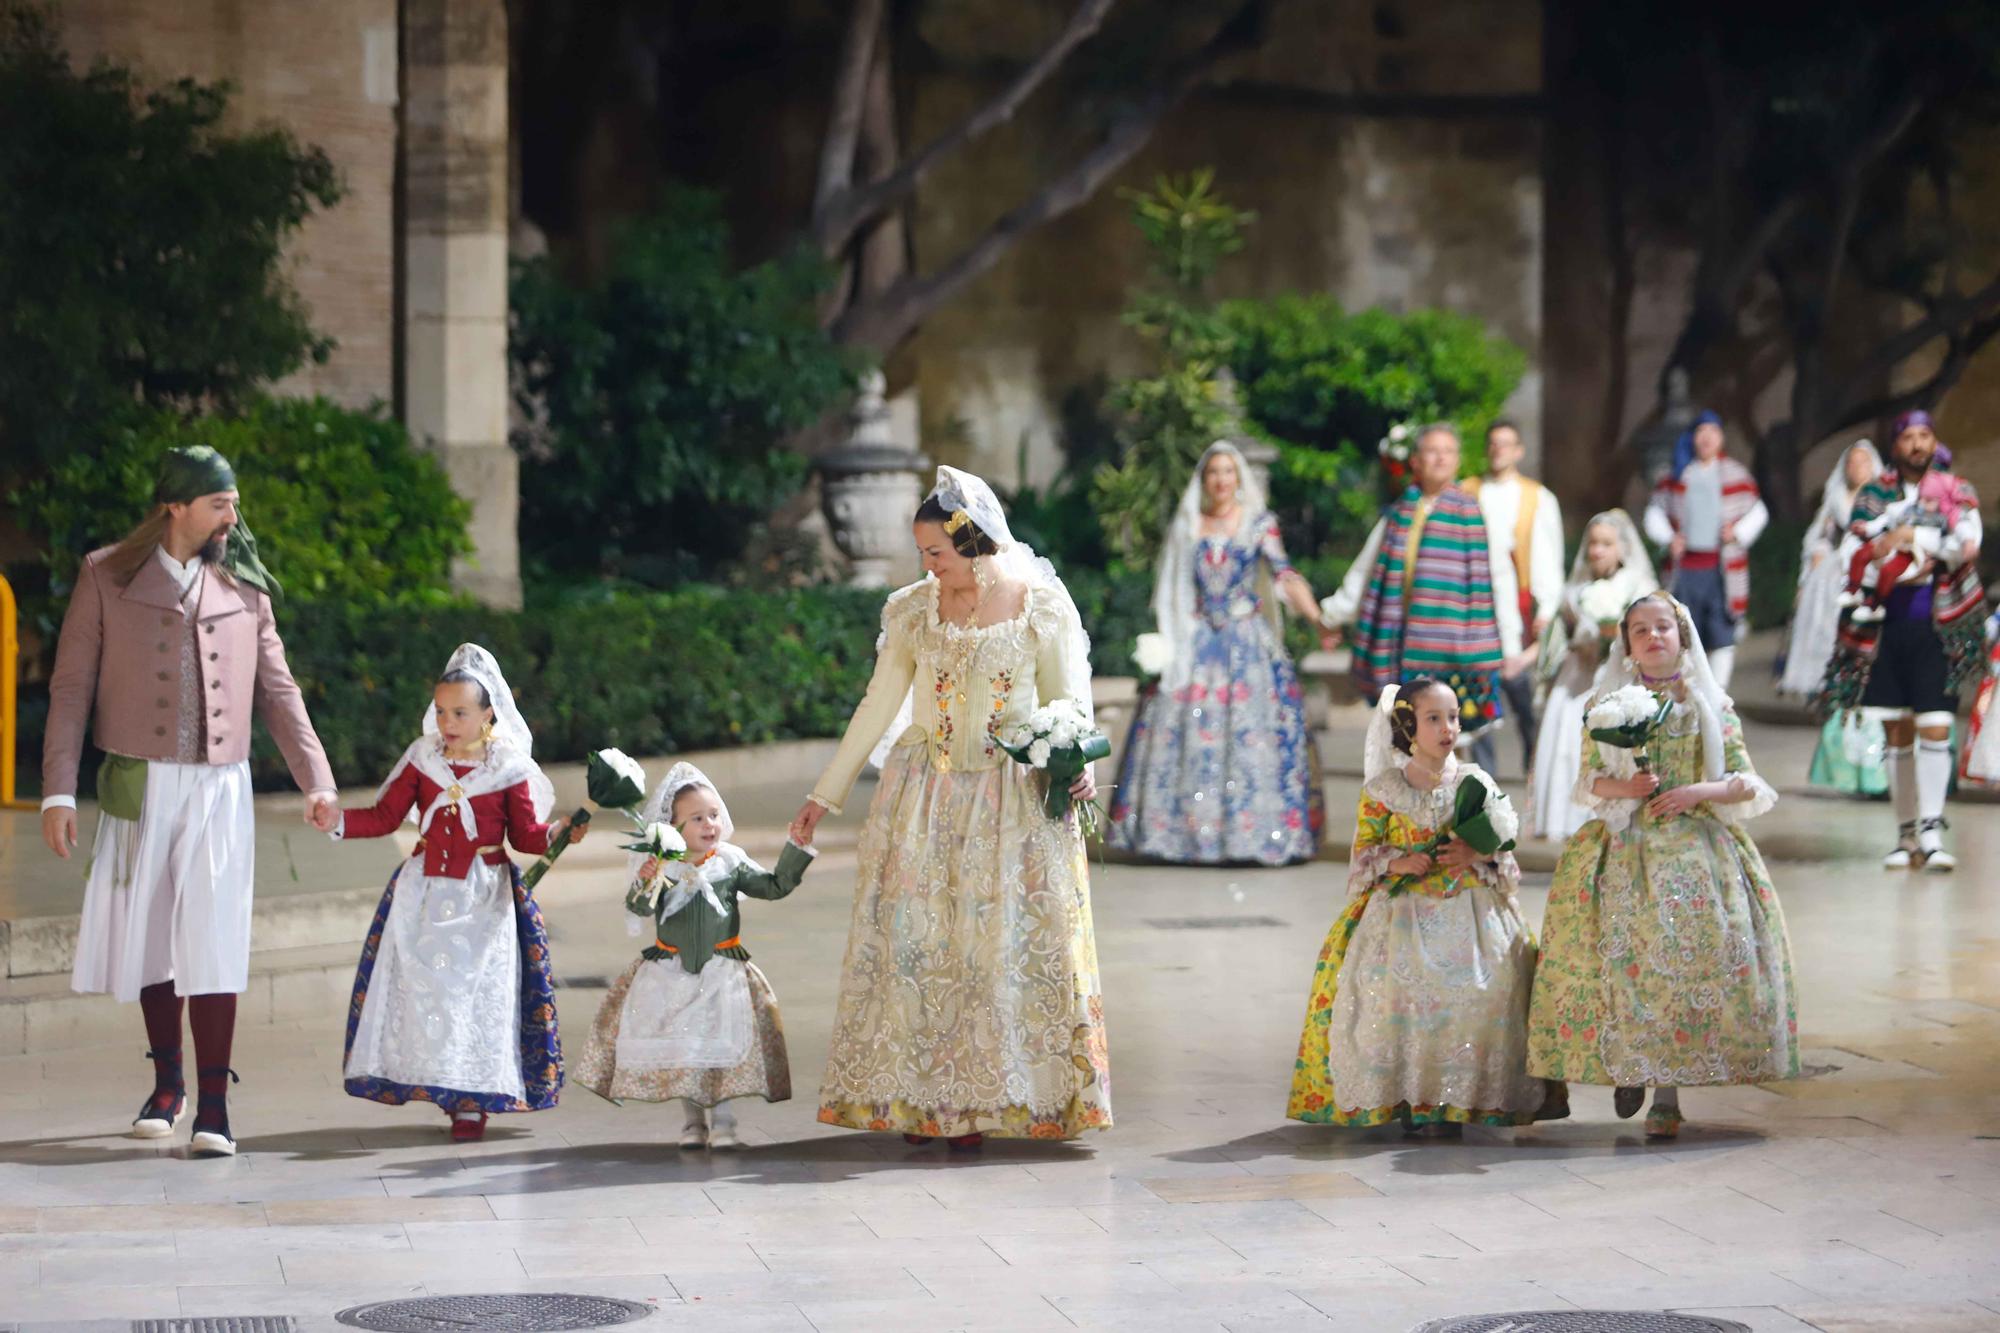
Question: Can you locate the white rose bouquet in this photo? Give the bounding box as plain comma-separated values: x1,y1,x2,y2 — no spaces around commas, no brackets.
1587,685,1675,772
521,747,649,892
1133,632,1173,679
999,699,1112,830
1382,775,1519,897
622,820,689,915
1576,579,1629,634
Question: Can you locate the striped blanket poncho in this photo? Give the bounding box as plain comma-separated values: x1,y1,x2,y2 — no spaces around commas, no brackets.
1349,484,1504,729
1816,468,1989,714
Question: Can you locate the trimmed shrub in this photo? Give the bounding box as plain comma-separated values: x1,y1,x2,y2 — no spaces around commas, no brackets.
12,394,472,611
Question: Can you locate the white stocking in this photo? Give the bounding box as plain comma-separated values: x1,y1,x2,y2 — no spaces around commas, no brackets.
1651,1086,1680,1111
1916,737,1952,825
682,1099,708,1131
1886,744,1916,828
709,1103,736,1133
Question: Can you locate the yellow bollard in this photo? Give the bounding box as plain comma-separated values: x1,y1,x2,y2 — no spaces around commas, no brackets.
0,573,37,810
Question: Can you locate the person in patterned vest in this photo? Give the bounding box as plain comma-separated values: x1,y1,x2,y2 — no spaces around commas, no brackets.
1321,423,1506,741
1643,410,1769,690
1818,410,1986,872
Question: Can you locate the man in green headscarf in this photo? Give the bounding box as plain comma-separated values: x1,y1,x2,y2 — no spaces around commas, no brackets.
150,445,284,601
40,444,338,1159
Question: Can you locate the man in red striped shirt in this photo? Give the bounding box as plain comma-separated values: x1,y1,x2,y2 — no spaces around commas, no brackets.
1643,411,1768,690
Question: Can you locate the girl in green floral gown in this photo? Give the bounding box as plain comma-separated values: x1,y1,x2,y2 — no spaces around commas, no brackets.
1286,678,1550,1138
1527,593,1799,1140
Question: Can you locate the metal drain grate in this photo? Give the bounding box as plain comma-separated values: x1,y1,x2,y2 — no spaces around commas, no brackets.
133,1321,300,1333
1414,1313,1752,1333
335,1294,653,1332
1145,914,1289,930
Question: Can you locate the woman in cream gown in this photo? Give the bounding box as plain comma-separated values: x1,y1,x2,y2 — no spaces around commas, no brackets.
791,467,1111,1145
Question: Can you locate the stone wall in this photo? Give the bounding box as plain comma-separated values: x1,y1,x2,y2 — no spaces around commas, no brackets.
904,0,1546,486
56,0,400,410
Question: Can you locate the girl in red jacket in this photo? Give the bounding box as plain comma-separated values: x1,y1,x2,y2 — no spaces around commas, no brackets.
324,643,585,1141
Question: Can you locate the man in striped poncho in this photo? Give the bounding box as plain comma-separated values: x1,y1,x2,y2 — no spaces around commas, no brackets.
1321,424,1505,739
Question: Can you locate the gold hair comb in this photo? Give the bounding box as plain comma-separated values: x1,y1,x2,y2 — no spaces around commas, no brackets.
944,508,972,535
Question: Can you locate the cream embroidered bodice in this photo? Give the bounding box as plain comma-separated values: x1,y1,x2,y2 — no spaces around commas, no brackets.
811,578,1088,812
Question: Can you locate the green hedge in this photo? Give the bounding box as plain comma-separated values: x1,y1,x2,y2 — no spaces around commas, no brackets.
14,586,890,797
17,564,1378,798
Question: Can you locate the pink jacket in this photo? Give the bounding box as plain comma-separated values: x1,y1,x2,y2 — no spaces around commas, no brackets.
42,547,336,799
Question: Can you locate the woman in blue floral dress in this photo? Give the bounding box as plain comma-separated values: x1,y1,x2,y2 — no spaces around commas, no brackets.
1108,443,1328,865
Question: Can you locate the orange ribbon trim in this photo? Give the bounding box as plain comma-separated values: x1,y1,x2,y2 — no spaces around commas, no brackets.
654,934,742,954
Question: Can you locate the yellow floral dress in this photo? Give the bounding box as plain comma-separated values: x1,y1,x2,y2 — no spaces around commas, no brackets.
1527,699,1798,1088
1287,760,1546,1128
808,579,1112,1140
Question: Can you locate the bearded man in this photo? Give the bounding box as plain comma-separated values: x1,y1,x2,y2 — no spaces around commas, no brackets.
41,446,337,1156
1819,410,1985,872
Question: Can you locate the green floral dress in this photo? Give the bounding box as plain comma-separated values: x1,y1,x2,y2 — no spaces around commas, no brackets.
1527,698,1799,1088
1287,761,1547,1128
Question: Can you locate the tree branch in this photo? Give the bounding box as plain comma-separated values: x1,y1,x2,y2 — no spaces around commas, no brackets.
1833,311,2000,433
1840,269,2000,399
812,0,888,215
832,0,1269,353
812,0,1118,257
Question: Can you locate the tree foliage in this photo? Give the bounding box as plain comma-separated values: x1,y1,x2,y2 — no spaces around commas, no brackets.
508,189,861,583
13,395,471,609
1091,173,1248,563
1579,0,2000,515
0,4,341,481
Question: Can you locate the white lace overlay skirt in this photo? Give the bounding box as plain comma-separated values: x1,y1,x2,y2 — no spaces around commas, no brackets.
345,858,525,1099
816,747,1113,1139
616,956,755,1070
1327,882,1545,1117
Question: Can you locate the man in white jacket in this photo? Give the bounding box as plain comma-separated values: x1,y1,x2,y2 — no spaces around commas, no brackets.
1468,420,1565,775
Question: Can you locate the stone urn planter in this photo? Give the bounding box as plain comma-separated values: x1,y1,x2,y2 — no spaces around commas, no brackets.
817,371,930,588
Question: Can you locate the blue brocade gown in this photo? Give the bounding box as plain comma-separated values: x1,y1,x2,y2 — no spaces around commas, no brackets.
1108,520,1324,865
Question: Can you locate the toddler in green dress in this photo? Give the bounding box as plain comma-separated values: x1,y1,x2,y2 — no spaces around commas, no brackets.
573,762,814,1149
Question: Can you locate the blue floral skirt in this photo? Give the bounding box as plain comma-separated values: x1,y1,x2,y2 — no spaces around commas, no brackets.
1107,618,1323,865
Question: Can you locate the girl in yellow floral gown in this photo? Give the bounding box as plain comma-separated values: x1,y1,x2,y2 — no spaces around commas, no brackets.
791,467,1111,1150
1286,678,1549,1138
1527,593,1798,1140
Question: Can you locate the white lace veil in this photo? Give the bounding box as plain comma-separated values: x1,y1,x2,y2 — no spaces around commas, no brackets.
1818,439,1882,530
1362,683,1404,784
1595,592,1730,782
413,642,555,821
1153,441,1279,692
869,465,1095,768
629,761,735,883
1567,508,1658,592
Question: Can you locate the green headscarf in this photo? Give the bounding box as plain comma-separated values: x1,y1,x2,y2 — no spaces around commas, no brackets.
153,445,282,603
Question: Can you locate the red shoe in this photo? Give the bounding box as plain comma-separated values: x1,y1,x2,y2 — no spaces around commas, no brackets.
902,1133,935,1145
947,1132,984,1153
451,1112,488,1142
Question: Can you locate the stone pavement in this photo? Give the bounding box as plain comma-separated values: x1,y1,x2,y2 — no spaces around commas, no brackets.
0,635,1996,1331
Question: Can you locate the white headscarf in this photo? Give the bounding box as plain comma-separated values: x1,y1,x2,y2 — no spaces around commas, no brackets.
869,465,1096,768
1593,593,1731,783
1803,439,1883,568
378,642,556,837
631,760,751,921
1152,441,1280,692
1566,508,1658,594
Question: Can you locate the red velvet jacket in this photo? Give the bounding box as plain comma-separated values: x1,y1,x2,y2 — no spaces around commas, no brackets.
339,760,556,879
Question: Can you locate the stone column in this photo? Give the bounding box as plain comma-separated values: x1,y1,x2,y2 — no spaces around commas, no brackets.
401,0,520,608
